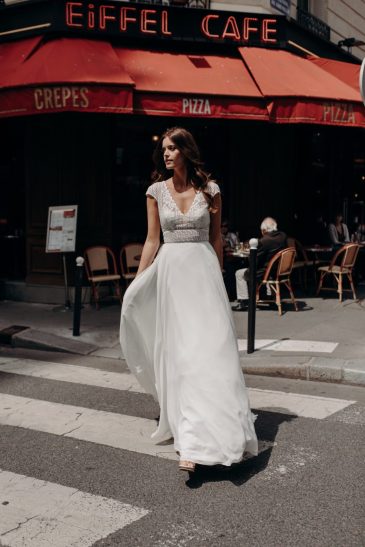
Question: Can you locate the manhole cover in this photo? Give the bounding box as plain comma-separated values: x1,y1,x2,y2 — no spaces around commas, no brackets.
0,325,29,344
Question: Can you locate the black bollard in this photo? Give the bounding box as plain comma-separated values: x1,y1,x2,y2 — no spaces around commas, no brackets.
73,256,84,337
247,238,258,354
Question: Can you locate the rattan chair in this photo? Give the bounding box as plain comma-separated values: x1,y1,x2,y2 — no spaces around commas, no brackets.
120,243,143,289
84,246,121,309
316,243,360,302
256,247,298,316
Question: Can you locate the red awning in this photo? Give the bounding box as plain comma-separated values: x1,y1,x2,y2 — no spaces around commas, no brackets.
113,48,268,121
308,56,360,91
0,37,134,117
239,47,365,127
1,36,364,126
0,36,43,80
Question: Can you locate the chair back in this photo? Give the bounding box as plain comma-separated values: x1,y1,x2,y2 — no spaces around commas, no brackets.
330,243,360,271
120,243,143,275
262,247,296,281
84,246,117,278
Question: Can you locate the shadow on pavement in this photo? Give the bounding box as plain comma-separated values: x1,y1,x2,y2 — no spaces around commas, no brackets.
185,410,297,489
256,300,313,314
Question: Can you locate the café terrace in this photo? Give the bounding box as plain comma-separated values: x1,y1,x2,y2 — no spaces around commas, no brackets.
0,0,363,296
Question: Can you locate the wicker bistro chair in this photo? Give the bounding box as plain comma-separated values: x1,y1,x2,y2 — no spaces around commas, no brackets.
316,243,360,302
256,247,299,316
120,243,143,290
84,246,121,309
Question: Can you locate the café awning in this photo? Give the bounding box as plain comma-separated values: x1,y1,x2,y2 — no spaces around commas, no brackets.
1,36,364,127
308,56,360,91
0,37,134,117
239,47,365,127
113,48,269,121
0,37,268,121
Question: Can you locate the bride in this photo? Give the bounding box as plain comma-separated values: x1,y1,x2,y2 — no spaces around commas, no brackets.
120,127,257,473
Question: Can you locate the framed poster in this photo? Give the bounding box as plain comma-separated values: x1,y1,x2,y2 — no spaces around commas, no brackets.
46,205,78,253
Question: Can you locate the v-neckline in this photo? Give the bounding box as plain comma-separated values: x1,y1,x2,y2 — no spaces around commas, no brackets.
164,180,199,216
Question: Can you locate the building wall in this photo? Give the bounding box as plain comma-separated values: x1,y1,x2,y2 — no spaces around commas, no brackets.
212,0,365,60
326,0,365,60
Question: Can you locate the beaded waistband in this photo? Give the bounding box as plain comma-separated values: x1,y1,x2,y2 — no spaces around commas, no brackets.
163,229,209,243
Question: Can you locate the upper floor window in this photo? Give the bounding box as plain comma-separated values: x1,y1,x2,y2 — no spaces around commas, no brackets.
298,0,309,11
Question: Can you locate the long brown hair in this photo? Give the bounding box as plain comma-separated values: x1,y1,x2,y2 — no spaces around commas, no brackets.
152,127,217,212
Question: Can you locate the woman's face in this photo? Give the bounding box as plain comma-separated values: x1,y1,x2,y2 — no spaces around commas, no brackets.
162,136,185,171
336,215,343,224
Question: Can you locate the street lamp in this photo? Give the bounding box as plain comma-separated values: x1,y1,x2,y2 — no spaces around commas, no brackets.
338,37,365,52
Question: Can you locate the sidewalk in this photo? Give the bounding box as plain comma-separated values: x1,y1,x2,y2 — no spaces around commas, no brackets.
0,290,364,386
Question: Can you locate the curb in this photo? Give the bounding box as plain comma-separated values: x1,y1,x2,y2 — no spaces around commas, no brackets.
240,356,365,387
1,327,364,387
11,329,98,355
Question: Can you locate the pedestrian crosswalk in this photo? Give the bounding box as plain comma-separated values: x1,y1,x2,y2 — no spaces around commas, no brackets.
0,352,358,546
0,356,354,420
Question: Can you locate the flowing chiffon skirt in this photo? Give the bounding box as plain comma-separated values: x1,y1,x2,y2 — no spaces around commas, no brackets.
120,242,258,466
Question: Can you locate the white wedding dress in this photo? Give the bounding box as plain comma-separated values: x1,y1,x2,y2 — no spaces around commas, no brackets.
120,180,258,466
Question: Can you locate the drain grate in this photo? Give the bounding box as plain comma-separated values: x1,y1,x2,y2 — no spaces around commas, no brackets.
0,325,29,345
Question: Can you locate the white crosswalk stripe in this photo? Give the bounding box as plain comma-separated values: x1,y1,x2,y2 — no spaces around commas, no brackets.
248,388,354,419
0,357,355,419
0,358,142,392
0,469,148,547
0,393,178,460
237,339,338,353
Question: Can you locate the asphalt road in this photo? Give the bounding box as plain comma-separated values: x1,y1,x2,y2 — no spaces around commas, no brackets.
0,346,364,547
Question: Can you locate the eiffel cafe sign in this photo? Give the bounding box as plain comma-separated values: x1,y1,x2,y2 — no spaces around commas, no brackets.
0,0,287,47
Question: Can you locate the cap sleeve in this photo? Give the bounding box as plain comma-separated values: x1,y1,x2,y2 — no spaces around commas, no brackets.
146,182,158,200
207,181,220,197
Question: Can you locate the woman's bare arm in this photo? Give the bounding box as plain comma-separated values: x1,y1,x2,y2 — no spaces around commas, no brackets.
209,193,223,270
137,196,161,276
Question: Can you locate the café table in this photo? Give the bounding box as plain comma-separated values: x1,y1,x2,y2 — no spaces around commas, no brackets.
231,250,249,259
304,245,333,284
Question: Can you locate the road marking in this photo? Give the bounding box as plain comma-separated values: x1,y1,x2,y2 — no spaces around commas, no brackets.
0,387,355,463
238,339,277,351
0,358,355,420
0,469,148,547
238,339,338,353
249,389,354,419
0,393,178,460
0,359,142,393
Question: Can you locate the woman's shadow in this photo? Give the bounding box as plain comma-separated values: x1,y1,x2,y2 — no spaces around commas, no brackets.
186,410,297,489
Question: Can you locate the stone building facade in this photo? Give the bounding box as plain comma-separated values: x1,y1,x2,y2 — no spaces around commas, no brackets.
211,0,365,60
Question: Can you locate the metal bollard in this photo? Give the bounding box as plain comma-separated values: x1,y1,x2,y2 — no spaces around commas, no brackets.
247,238,258,354
73,256,84,337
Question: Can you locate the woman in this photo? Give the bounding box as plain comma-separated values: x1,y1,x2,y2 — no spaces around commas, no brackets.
328,213,350,246
120,127,257,473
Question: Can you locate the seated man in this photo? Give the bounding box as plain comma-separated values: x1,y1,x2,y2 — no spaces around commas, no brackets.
232,217,287,311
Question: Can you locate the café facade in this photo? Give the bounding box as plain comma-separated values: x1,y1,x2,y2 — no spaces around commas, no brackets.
0,0,364,298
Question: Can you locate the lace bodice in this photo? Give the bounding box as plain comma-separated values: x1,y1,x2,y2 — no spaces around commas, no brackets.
146,180,220,243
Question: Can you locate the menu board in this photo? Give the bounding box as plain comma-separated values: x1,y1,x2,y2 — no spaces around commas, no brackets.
46,205,78,253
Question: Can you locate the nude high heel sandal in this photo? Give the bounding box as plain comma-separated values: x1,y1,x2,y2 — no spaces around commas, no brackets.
179,460,196,472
